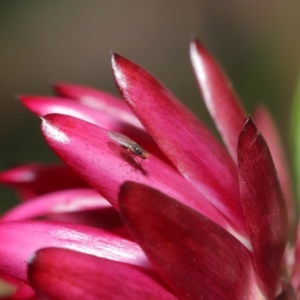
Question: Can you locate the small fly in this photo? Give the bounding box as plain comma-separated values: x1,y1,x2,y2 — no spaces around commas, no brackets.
107,131,149,163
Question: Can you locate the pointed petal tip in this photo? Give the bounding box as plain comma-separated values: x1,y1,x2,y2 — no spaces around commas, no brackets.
189,37,206,56
19,95,64,118
111,52,121,59
244,116,252,125
111,53,130,69
240,117,256,136
18,95,39,112
41,113,58,123
17,95,38,106
41,114,71,145
52,82,76,97
111,53,123,69
245,116,252,124
40,115,47,123
190,36,201,47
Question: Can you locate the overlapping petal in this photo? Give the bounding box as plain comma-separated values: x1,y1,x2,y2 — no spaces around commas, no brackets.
238,118,288,298
0,221,150,283
254,105,295,228
111,53,248,237
20,95,169,163
0,188,110,222
54,83,142,128
119,181,262,300
0,163,88,200
190,38,246,162
40,113,238,236
28,248,177,300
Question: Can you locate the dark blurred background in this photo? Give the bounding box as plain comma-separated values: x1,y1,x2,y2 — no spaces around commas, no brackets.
0,1,300,212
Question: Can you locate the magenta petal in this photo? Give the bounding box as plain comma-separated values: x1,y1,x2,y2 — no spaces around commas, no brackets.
0,188,110,222
28,248,177,300
190,39,246,162
20,95,170,163
0,163,88,200
111,53,247,236
54,82,142,128
0,220,150,283
119,182,262,300
44,206,126,233
41,114,235,235
254,105,295,228
238,118,288,298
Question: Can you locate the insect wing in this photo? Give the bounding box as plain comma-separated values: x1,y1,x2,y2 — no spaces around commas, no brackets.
107,131,135,149
108,131,149,159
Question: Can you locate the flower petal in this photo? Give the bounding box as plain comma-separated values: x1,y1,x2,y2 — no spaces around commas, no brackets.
45,210,128,239
119,182,262,300
0,189,126,235
20,95,170,163
0,188,110,222
54,82,142,128
0,220,150,283
41,114,236,235
111,53,247,236
190,38,246,162
0,163,88,200
254,105,295,228
238,118,288,298
28,248,177,300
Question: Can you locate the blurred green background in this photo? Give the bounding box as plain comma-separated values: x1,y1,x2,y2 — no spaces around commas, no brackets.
0,1,300,213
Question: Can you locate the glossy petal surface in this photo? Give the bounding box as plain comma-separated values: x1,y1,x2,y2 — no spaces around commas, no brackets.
0,221,150,282
0,188,110,222
0,164,88,200
54,83,142,128
41,114,234,234
190,38,246,162
119,182,262,300
28,248,177,300
238,118,288,298
112,53,247,236
21,95,169,163
254,105,294,227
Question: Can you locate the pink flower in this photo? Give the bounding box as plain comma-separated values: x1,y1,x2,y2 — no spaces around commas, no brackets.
0,38,297,299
